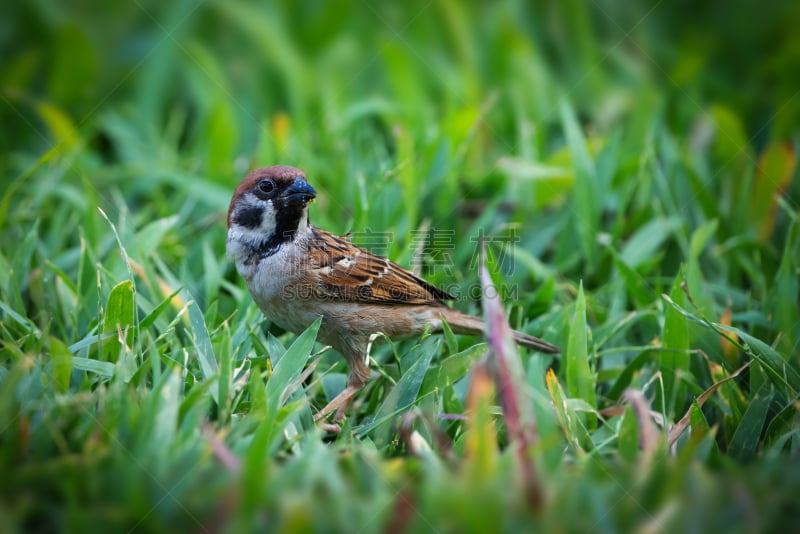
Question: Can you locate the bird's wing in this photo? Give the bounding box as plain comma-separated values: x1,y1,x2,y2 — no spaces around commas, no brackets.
305,227,455,304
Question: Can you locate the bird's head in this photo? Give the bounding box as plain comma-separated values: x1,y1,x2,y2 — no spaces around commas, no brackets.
227,165,317,259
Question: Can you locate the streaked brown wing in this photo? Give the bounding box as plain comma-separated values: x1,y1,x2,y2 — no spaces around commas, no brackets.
306,227,455,304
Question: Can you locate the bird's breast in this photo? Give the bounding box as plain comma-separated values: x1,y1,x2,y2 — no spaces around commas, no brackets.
241,241,323,333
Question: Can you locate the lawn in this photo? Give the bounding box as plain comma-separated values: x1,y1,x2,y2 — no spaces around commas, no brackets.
2,2,799,532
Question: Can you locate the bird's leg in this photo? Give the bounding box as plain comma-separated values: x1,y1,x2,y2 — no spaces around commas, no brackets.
313,385,359,423
313,353,370,424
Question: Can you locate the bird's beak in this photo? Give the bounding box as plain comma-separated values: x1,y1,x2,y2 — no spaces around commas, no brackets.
282,177,317,206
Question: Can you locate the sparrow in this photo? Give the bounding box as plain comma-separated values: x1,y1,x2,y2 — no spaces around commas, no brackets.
227,165,559,423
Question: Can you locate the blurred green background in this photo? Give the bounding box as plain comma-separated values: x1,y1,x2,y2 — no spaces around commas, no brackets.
5,0,800,179
2,1,800,532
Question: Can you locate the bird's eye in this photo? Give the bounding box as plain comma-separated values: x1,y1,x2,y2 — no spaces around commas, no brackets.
257,179,275,195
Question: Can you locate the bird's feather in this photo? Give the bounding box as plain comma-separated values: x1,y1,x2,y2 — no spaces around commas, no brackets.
306,227,456,304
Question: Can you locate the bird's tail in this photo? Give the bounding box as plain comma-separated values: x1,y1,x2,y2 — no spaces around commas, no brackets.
438,308,560,354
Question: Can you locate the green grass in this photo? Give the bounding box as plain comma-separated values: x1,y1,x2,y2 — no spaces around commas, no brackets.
2,1,800,532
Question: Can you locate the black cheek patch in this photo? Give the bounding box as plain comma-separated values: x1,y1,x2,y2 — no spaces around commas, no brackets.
234,206,264,228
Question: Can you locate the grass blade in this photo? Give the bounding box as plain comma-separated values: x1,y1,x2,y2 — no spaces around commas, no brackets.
729,391,774,461
101,280,134,362
566,281,596,424
560,99,598,268
264,317,321,417
661,271,690,417
184,290,218,402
